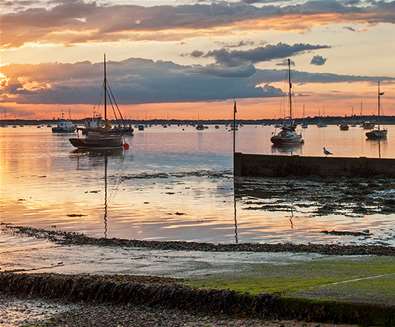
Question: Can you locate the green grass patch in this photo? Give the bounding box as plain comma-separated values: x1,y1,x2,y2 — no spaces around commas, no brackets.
185,256,395,300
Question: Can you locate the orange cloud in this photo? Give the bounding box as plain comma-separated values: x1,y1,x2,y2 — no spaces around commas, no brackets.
1,1,395,48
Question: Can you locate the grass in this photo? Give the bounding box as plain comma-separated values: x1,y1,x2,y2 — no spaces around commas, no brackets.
185,256,395,303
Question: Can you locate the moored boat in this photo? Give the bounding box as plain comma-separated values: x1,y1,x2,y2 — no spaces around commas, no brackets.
271,59,304,147
196,124,205,130
366,81,387,140
69,55,125,150
52,120,76,133
362,121,375,130
339,123,349,131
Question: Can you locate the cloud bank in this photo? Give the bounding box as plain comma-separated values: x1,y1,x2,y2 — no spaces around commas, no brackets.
1,57,394,105
1,0,395,48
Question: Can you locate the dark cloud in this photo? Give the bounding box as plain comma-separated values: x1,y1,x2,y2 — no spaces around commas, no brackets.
0,58,281,104
276,58,296,66
205,43,330,66
2,57,394,105
252,69,394,84
310,55,327,66
343,25,357,31
2,0,395,48
214,40,256,48
190,50,205,58
193,63,257,78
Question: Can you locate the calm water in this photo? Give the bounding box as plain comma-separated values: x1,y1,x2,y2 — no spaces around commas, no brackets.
1,124,394,245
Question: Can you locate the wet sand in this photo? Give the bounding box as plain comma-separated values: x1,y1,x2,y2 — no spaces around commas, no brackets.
0,292,356,327
34,302,357,327
0,293,71,327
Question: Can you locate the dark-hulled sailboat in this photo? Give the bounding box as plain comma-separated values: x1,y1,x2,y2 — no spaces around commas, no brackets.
69,55,125,150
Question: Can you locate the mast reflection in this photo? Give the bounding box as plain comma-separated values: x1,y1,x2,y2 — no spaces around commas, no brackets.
71,148,124,238
233,177,239,244
271,143,303,156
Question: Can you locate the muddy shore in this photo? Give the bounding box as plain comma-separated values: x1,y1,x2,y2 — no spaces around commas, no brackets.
6,224,395,256
0,293,355,327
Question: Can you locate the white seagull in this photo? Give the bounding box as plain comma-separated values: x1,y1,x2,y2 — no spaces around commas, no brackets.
323,147,333,156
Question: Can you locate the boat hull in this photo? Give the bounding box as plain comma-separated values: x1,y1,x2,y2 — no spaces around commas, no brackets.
52,127,76,133
69,137,123,149
366,129,387,140
271,136,304,146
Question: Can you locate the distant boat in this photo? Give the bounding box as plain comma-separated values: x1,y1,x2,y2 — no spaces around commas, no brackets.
52,120,76,133
69,55,124,150
196,123,205,130
339,123,349,131
271,59,304,147
362,121,375,130
52,111,76,133
215,125,220,129
317,121,327,128
138,124,145,131
366,81,387,140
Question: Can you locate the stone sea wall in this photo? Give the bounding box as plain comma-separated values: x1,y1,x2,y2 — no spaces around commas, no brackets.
234,153,395,177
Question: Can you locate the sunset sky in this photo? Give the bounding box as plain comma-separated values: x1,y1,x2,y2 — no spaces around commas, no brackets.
1,0,395,119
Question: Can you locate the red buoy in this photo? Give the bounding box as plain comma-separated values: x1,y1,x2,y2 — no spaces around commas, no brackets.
123,143,130,150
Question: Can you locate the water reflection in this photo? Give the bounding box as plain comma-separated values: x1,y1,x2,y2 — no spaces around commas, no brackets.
233,178,239,244
1,125,395,245
366,138,387,159
271,144,303,155
70,149,125,238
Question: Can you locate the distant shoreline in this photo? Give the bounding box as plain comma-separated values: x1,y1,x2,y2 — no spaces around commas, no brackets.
1,115,395,125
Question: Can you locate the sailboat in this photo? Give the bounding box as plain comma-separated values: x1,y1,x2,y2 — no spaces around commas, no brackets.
301,104,308,128
366,81,387,140
69,55,125,150
271,59,304,146
339,123,349,131
316,107,327,128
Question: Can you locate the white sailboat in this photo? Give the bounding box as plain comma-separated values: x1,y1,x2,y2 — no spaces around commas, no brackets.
366,81,387,140
271,59,304,146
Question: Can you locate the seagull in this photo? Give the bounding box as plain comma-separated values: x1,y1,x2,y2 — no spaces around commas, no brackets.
323,147,333,156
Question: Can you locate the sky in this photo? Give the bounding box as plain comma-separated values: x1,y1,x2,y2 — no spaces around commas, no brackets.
0,0,395,119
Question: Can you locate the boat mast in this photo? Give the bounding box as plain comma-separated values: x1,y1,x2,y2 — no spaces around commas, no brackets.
104,54,107,122
288,58,292,120
377,81,381,131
